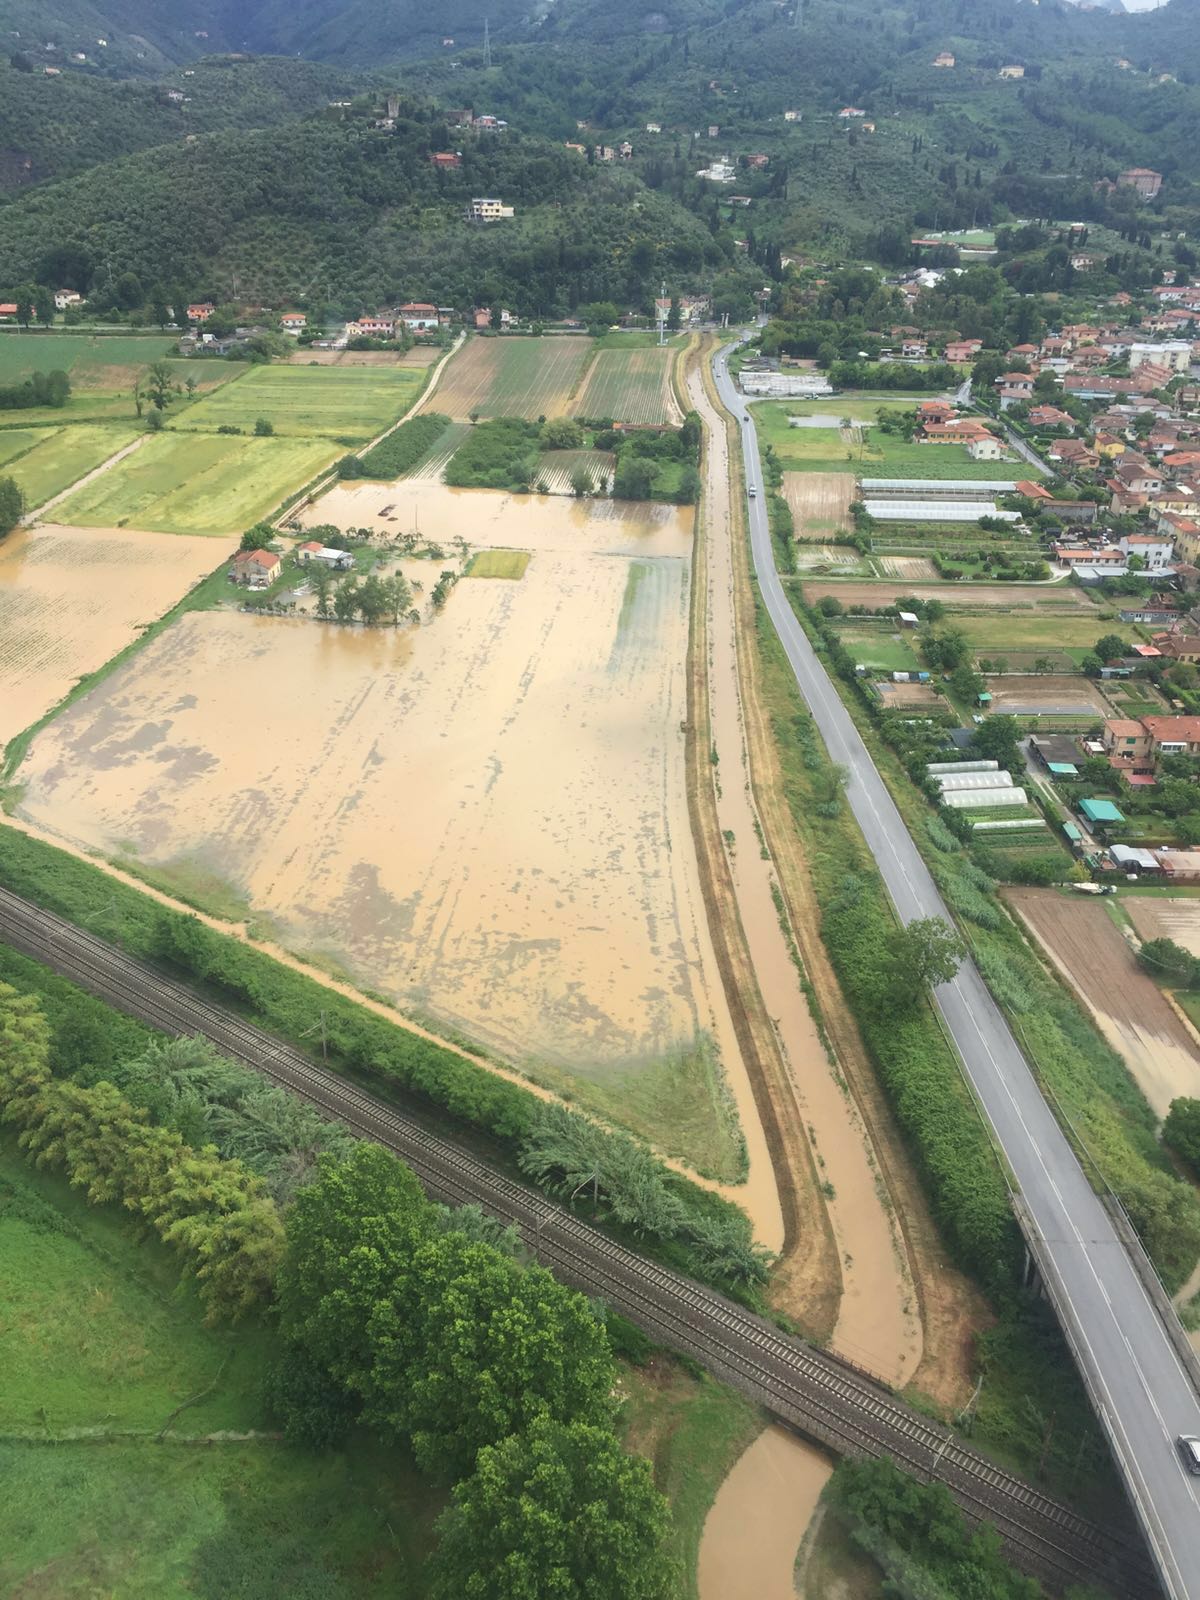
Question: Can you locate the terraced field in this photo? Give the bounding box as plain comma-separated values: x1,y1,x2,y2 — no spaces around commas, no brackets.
426,336,592,421
53,432,339,536
576,346,680,425
174,364,424,442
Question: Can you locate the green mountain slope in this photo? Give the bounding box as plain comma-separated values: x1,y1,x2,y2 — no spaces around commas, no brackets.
0,56,367,190
0,105,722,312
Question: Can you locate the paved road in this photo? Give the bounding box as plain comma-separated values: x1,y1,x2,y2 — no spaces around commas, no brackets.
715,346,1200,1599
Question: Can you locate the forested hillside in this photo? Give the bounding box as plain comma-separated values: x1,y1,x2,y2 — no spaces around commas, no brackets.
0,104,721,313
0,56,365,189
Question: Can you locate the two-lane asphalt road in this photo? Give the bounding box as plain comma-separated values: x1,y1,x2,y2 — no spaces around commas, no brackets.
714,347,1200,1598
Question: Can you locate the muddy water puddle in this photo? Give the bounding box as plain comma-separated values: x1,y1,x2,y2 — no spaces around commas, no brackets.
15,490,782,1235
0,522,233,746
699,1427,831,1600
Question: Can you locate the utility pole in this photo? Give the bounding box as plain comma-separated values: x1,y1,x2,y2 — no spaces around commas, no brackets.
657,278,667,346
483,17,491,68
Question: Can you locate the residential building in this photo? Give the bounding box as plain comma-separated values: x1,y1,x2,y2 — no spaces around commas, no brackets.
1153,637,1200,667
1118,167,1163,198
347,315,396,338
279,312,307,333
230,549,282,588
1103,719,1153,763
995,372,1035,405
469,197,514,221
1027,404,1075,430
933,51,955,67
474,307,513,329
901,338,928,359
1130,340,1193,373
397,302,440,332
646,121,662,133
783,109,801,121
968,435,1004,461
944,339,982,362
1047,438,1099,471
297,542,353,571
999,64,1025,78
1118,533,1174,569
837,106,866,118
429,151,461,170
53,290,82,311
746,153,769,169
187,302,215,322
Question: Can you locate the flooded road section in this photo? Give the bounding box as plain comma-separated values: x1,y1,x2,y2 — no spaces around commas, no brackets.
688,361,919,1386
15,485,783,1242
0,523,234,746
698,1426,831,1600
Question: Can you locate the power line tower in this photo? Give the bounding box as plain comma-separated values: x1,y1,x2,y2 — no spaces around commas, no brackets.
483,17,492,68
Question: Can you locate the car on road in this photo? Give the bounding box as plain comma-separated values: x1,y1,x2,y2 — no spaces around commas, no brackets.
748,484,757,497
1176,1436,1200,1476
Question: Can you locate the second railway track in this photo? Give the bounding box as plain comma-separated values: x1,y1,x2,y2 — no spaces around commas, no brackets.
0,885,1159,1597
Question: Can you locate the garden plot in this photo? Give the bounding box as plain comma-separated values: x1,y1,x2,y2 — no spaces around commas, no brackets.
13,489,750,1177
174,364,423,442
0,522,233,745
879,555,938,580
53,432,339,536
781,471,855,539
984,675,1111,718
1007,890,1200,1118
425,337,592,421
1126,899,1200,958
576,346,680,425
799,579,1097,610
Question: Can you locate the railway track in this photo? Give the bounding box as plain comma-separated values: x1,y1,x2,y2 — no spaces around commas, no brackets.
0,885,1160,1597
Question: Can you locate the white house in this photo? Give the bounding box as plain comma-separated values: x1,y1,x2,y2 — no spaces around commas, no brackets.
54,290,82,311
469,196,514,221
968,435,1005,461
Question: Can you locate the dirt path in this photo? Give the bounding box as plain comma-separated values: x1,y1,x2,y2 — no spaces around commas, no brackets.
27,434,149,524
1008,889,1200,1120
698,1426,831,1600
687,353,921,1383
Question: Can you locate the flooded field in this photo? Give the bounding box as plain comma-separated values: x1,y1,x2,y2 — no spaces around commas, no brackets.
699,1429,831,1600
0,523,231,746
14,485,760,1187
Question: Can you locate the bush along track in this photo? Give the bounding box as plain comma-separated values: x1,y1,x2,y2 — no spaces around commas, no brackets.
796,596,1200,1295
0,825,767,1296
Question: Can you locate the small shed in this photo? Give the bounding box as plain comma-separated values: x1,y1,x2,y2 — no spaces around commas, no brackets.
976,691,992,707
1047,761,1079,778
1109,844,1159,874
1079,797,1125,825
898,611,919,628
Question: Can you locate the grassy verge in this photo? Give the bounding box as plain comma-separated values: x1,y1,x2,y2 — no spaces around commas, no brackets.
621,1360,763,1600
0,825,760,1296
798,592,1200,1292
0,1136,443,1599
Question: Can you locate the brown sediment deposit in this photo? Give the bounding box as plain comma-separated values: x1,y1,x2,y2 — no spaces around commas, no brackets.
14,485,783,1242
698,1427,832,1600
0,523,233,747
697,345,985,1407
1007,888,1200,1119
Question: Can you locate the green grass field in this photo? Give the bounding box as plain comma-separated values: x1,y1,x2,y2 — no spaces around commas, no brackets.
0,333,177,385
772,391,930,419
0,427,43,467
7,424,139,508
576,346,677,425
175,364,423,442
948,612,1134,652
754,401,1018,480
837,628,920,672
466,548,531,578
0,1139,442,1598
54,432,339,535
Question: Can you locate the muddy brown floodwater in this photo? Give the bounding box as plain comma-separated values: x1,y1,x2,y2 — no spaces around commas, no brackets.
688,361,920,1388
15,482,784,1246
698,1427,831,1600
0,523,235,747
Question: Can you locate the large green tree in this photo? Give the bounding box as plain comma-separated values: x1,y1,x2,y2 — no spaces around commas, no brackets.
364,1232,615,1479
0,475,24,536
429,1415,675,1600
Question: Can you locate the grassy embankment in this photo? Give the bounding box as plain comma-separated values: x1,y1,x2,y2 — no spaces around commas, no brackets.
747,594,1124,1513
0,1136,442,1599
0,944,764,1598
0,825,761,1296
